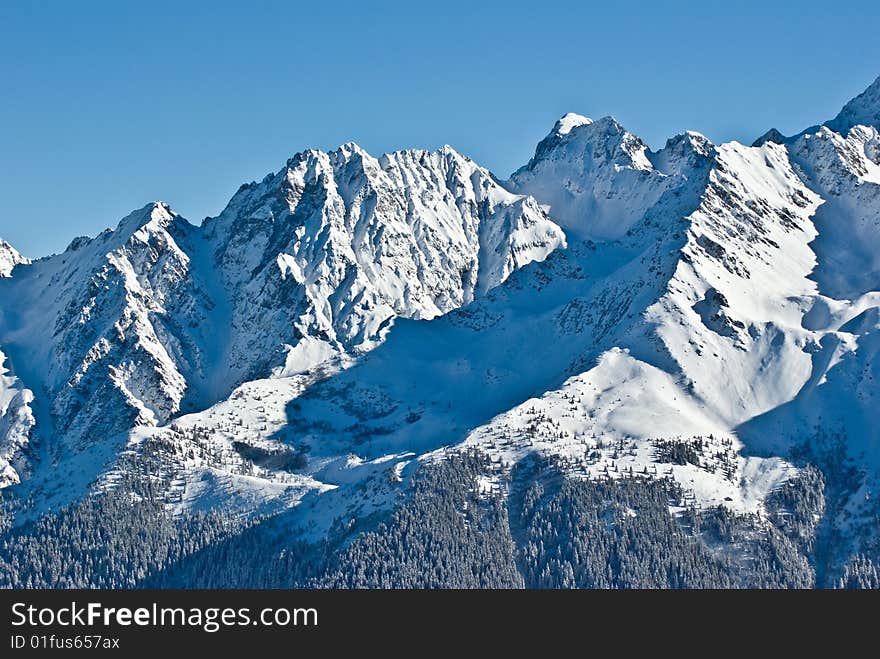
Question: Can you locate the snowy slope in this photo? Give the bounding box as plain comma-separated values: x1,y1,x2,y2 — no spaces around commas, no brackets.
458,348,795,513
643,140,822,427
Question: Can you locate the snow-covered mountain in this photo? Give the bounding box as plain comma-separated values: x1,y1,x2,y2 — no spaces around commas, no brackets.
2,74,880,584
0,145,562,507
201,143,564,389
179,115,826,536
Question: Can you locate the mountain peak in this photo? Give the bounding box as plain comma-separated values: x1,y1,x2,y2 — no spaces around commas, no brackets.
826,74,880,134
554,112,593,135
0,238,29,277
752,127,788,147
117,200,173,225
112,201,189,244
649,130,715,177
554,114,627,140
336,141,369,158
516,114,648,180
508,114,674,239
661,130,713,152
437,143,464,157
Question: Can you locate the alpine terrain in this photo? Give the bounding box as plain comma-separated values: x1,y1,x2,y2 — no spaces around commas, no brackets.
1,76,880,589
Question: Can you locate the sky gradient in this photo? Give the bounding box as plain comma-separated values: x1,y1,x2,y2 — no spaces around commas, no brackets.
2,0,880,257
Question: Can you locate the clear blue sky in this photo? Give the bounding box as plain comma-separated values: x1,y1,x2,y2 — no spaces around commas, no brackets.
2,0,879,257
